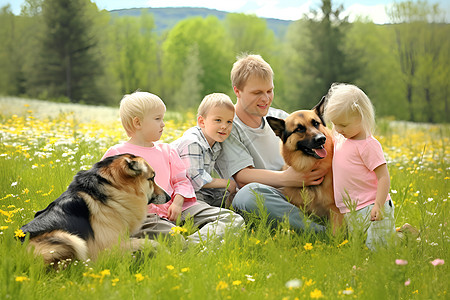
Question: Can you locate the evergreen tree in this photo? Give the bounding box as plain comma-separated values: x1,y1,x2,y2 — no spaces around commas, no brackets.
298,0,361,108
33,0,106,104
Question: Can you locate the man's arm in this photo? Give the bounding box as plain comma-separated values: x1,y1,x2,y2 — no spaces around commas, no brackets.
233,165,328,188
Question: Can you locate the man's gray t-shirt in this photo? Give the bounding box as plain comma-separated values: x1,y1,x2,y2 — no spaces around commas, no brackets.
216,107,289,179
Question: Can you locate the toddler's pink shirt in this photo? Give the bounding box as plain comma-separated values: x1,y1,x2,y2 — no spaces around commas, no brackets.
102,142,197,218
333,134,390,213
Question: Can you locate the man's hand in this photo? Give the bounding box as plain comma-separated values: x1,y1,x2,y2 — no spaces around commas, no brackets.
227,179,237,194
282,165,329,187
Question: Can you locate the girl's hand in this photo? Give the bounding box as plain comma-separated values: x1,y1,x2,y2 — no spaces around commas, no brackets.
370,204,383,221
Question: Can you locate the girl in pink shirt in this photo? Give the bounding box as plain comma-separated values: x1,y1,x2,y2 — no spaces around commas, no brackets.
102,92,244,244
324,83,394,250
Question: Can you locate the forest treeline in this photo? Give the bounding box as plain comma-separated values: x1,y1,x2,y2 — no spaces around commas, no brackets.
0,0,448,123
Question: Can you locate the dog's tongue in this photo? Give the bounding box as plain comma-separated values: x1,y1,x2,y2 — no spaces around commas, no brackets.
314,147,327,158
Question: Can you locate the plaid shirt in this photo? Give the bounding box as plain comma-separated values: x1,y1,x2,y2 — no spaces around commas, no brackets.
171,126,222,191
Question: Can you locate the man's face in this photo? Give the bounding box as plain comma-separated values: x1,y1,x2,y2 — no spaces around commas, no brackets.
235,75,274,119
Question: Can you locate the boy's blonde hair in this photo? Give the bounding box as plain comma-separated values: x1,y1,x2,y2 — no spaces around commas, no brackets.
324,83,375,136
230,54,273,90
197,93,235,119
119,91,166,137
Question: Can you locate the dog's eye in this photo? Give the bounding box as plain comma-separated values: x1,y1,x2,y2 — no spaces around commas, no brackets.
148,175,155,182
294,125,306,133
312,120,320,128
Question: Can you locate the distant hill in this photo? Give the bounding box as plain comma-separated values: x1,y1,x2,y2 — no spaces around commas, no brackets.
109,7,292,38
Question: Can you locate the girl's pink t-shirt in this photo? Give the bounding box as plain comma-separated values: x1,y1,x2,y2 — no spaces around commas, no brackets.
332,134,390,213
102,142,197,218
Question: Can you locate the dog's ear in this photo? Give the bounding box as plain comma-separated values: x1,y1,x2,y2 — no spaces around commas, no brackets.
267,116,286,139
124,157,143,176
312,96,327,126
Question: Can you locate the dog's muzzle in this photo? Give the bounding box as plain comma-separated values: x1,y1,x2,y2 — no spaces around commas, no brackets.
297,133,328,159
148,190,171,205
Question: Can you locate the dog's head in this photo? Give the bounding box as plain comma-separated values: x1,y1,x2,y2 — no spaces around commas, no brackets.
95,154,171,205
267,96,329,160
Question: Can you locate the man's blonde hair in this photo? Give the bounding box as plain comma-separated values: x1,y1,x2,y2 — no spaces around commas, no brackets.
119,91,166,137
197,93,235,119
324,83,375,136
230,54,273,90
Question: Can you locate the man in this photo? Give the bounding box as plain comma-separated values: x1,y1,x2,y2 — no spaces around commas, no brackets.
216,54,328,232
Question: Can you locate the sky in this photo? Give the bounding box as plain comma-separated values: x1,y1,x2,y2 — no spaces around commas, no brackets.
1,0,449,24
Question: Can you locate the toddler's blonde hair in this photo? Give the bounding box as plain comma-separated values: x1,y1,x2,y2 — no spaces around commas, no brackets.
197,93,235,119
119,91,166,137
324,83,375,136
231,54,273,90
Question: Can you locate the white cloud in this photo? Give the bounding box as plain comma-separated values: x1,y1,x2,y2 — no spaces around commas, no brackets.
345,3,390,24
253,0,312,20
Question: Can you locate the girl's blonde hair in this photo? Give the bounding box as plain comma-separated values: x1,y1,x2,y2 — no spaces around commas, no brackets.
324,83,375,136
197,93,235,119
230,54,273,90
119,91,166,137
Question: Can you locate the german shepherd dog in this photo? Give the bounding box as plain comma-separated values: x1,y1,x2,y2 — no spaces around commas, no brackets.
20,154,170,266
267,97,342,229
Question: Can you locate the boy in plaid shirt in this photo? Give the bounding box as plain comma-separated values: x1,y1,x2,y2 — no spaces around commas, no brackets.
171,93,237,208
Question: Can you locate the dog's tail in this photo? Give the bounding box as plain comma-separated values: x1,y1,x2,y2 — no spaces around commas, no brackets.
28,230,88,265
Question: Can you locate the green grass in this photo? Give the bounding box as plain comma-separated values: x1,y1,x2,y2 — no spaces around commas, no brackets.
0,99,448,299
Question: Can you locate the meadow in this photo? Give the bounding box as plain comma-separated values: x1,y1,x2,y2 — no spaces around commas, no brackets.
0,97,448,299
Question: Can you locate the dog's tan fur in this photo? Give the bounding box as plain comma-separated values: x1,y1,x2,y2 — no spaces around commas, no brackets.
268,100,342,229
25,154,168,265
28,231,88,264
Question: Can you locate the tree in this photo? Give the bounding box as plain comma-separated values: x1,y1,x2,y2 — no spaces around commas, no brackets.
224,13,275,58
161,16,234,108
172,44,204,110
345,20,406,120
32,0,108,104
109,11,159,95
283,0,361,110
387,0,448,122
0,5,20,95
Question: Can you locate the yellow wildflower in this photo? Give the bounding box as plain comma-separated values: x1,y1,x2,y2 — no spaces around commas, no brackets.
181,267,190,272
170,226,187,235
111,278,119,286
304,243,313,251
15,229,25,238
310,288,324,298
216,281,229,290
166,265,175,270
100,269,110,277
134,273,145,282
305,279,315,286
342,287,354,295
15,276,30,282
232,280,242,286
338,239,349,247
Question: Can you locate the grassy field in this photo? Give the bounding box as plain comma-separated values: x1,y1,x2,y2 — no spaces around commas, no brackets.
0,97,448,299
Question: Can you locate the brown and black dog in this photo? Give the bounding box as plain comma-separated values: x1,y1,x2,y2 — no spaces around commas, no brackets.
20,154,170,266
267,97,342,229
